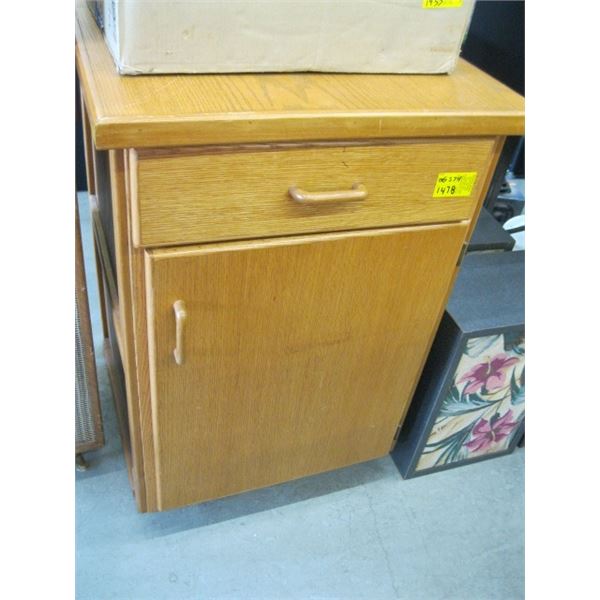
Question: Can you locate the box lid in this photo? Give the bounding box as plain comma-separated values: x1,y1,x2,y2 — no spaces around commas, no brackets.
76,3,525,149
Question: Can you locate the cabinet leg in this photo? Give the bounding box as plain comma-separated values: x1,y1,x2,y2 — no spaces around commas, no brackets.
76,453,89,472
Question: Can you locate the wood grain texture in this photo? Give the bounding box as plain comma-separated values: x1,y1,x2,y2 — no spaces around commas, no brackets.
107,150,148,511
132,138,495,247
123,150,159,512
98,241,134,489
75,4,524,149
145,223,468,510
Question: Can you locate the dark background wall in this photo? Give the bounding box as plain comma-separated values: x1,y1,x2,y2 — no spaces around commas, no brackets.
75,1,525,191
461,1,525,176
461,0,525,96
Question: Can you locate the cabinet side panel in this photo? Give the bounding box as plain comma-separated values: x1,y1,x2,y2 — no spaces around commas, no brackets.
121,149,160,512
107,150,149,511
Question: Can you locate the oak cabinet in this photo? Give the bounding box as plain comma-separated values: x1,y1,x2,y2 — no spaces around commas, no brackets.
76,4,524,511
146,224,467,509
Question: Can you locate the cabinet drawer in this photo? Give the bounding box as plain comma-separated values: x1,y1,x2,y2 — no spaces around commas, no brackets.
130,138,495,247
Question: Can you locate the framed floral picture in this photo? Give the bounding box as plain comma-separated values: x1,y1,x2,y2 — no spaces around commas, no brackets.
392,251,524,478
414,331,524,472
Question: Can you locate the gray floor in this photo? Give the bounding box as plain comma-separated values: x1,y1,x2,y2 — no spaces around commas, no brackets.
76,192,524,600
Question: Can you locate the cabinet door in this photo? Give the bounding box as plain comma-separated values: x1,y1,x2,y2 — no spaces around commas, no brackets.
145,223,467,510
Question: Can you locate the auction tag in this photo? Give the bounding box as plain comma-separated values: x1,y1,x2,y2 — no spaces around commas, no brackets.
433,172,477,198
423,0,463,8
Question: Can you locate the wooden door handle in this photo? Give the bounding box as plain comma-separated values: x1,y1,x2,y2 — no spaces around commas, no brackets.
288,183,367,204
173,300,187,365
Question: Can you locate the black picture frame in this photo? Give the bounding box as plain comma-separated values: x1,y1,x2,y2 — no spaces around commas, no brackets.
392,251,525,479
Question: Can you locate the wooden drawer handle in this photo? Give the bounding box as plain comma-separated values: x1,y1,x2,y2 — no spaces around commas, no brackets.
173,300,187,366
288,183,367,204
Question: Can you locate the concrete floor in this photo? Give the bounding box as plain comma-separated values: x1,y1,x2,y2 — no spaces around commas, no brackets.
76,192,524,600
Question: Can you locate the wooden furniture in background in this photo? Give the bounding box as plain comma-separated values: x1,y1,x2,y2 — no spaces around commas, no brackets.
76,200,104,464
76,4,524,512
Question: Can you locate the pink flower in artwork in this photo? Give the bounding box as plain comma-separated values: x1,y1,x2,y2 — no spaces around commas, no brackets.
458,353,520,395
465,410,518,453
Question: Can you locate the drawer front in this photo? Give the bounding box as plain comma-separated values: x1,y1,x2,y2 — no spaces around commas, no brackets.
131,138,496,247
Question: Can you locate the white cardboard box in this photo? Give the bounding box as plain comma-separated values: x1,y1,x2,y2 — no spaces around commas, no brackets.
94,0,476,75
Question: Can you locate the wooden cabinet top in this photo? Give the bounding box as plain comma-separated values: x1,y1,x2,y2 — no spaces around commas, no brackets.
76,4,524,150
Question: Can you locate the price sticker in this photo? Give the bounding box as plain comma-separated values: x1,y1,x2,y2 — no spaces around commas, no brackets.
433,172,477,198
423,0,463,8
